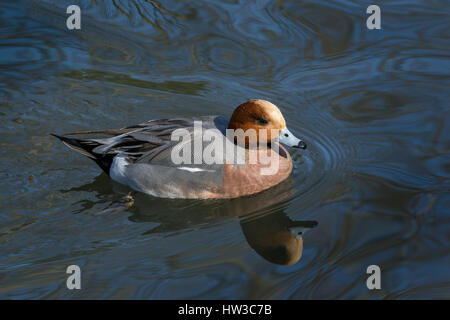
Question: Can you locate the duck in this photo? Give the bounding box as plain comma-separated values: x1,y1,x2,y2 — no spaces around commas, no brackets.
52,99,307,199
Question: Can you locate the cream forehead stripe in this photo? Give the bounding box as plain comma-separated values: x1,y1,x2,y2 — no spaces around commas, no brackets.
252,99,286,128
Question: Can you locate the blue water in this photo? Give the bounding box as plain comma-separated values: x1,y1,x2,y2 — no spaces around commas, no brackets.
0,0,449,299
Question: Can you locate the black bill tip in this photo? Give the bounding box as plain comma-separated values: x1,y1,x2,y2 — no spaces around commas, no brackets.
296,141,307,149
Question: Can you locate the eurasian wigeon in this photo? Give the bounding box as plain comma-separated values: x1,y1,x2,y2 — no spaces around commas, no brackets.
52,99,306,199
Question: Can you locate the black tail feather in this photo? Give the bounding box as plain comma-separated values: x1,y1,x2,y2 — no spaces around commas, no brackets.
51,133,114,174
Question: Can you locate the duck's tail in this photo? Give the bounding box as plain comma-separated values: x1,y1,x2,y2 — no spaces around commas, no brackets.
50,133,114,175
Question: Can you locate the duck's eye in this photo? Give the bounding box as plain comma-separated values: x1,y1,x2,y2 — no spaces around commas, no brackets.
251,114,269,125
284,133,289,137
258,118,269,125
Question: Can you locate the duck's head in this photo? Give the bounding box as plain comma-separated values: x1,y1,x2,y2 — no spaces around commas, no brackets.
227,99,306,149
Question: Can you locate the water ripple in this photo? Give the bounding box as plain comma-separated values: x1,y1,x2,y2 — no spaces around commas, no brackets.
0,0,448,299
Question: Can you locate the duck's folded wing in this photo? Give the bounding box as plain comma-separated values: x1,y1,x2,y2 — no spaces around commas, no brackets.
88,118,197,159
53,117,217,173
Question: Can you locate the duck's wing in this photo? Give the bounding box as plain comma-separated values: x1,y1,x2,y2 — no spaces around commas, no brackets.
52,116,218,174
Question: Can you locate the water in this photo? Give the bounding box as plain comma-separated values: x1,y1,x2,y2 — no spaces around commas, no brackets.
0,0,449,299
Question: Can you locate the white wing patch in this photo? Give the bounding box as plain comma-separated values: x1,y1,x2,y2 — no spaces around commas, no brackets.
177,167,215,173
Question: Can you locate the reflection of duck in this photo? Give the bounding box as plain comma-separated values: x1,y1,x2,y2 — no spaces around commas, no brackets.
52,99,306,199
240,212,317,266
70,174,317,266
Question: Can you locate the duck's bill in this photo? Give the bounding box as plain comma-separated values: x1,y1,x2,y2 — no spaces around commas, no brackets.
279,128,307,149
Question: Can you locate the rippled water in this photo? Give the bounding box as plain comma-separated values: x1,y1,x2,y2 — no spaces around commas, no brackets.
0,0,449,299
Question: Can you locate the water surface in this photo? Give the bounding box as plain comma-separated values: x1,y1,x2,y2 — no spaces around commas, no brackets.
0,0,449,299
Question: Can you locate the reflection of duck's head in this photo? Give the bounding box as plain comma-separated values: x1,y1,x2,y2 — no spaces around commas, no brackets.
240,211,317,266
